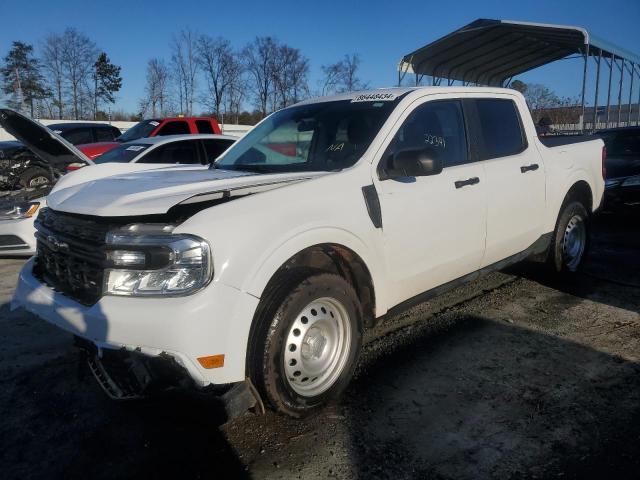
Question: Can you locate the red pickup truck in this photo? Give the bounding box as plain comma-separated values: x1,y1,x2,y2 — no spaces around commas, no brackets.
78,117,222,159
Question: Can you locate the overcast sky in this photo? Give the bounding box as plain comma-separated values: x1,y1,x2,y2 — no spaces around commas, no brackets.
1,0,638,113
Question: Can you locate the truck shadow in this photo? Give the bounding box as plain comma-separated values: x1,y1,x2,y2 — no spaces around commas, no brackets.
505,207,640,314
342,313,640,479
0,304,250,480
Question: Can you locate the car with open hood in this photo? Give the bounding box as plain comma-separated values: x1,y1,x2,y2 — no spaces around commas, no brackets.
0,110,236,255
0,121,121,189
8,87,605,417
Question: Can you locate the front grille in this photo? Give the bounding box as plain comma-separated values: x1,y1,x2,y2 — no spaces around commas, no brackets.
33,208,113,305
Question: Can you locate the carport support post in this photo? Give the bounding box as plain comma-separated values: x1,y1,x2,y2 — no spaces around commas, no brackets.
606,55,615,128
592,50,602,131
580,44,589,132
637,65,640,126
627,63,635,125
617,58,625,127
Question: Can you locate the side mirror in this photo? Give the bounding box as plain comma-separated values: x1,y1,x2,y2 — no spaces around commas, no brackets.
381,148,443,179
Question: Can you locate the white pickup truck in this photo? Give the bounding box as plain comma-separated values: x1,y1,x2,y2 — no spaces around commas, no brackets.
9,87,605,417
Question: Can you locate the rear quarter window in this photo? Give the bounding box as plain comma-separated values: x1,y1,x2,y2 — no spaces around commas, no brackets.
196,120,215,134
475,99,526,160
156,121,191,136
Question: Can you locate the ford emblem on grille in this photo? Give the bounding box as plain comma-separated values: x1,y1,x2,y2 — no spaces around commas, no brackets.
47,235,69,252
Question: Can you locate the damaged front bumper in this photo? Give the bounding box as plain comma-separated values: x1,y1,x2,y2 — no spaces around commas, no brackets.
76,336,197,399
12,258,261,388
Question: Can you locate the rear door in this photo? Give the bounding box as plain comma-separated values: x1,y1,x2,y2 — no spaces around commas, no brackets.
468,97,546,266
375,98,487,305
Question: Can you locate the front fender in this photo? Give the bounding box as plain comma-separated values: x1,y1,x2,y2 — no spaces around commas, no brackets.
242,227,389,315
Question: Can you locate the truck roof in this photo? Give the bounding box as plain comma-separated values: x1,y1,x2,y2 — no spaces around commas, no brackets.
296,86,523,106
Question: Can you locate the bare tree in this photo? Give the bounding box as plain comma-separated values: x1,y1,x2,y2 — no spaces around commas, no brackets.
141,58,170,117
271,44,309,109
321,54,367,94
171,29,198,115
41,33,65,119
197,35,241,118
224,75,247,125
243,36,279,117
522,83,558,113
60,28,98,119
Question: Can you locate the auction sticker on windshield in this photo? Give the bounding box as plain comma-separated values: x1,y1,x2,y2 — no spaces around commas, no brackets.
351,92,399,103
125,145,146,152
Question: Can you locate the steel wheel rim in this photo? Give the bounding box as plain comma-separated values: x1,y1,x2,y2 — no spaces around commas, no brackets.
283,297,352,397
29,176,49,187
562,214,586,271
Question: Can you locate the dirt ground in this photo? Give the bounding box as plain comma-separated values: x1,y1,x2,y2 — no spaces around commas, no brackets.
1,208,639,480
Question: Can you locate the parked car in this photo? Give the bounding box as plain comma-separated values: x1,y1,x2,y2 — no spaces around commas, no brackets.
0,111,236,256
5,87,605,417
0,122,121,189
77,117,222,160
598,126,640,207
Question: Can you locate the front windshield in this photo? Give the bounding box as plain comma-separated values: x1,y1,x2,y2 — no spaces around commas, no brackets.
215,98,402,173
93,144,149,164
117,120,160,143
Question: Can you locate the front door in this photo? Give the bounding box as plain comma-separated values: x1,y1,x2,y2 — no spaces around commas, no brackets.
375,99,487,306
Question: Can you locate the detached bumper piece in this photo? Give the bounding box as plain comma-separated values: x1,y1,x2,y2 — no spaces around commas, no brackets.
76,338,194,400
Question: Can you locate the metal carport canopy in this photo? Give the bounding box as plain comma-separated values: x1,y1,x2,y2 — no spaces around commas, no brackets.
398,18,640,87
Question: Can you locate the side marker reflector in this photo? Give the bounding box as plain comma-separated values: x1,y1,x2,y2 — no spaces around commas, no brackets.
197,354,225,369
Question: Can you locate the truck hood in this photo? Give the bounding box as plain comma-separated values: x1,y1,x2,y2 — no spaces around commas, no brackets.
0,109,93,168
48,167,327,216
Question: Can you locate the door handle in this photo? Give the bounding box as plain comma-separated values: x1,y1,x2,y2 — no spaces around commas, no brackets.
454,177,480,189
520,163,539,173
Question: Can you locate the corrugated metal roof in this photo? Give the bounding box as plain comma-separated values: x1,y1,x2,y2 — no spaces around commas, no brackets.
399,19,640,87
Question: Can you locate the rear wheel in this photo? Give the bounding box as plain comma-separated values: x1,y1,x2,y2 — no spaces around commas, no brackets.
548,201,589,273
250,272,363,417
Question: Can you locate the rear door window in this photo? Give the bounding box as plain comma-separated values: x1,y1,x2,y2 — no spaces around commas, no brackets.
137,140,201,164
95,127,117,142
202,139,235,162
196,120,215,134
62,128,94,145
474,99,526,159
156,121,191,136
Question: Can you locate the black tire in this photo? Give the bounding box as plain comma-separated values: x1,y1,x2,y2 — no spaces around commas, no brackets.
548,200,590,273
19,167,52,189
249,272,363,417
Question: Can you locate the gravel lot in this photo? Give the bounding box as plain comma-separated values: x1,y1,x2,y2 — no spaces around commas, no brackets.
1,208,639,479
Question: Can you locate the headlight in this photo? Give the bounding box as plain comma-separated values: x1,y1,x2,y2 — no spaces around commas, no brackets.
0,201,40,220
104,223,212,297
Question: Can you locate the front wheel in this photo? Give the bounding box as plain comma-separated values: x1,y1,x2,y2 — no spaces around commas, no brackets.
548,201,590,273
250,272,363,417
19,167,52,189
